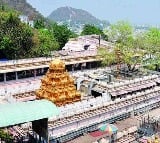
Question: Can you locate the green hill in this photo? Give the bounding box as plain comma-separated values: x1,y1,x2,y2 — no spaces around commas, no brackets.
48,6,110,32
0,0,42,19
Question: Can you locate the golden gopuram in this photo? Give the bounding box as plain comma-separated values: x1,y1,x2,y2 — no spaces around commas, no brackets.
36,59,81,106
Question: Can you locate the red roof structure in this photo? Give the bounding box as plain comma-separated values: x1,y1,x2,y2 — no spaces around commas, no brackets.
89,130,109,138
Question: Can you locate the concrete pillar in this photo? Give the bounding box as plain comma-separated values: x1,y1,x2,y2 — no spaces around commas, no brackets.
34,69,37,78
81,64,83,71
24,71,27,77
15,72,18,80
41,68,44,74
4,73,6,82
72,65,74,72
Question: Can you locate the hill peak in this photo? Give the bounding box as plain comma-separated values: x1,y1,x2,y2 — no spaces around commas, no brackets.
48,6,109,32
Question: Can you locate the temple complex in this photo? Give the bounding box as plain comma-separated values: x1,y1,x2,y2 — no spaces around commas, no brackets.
1,55,160,143
36,59,81,106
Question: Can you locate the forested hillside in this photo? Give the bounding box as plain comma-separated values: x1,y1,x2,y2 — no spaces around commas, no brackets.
0,6,76,59
0,0,42,19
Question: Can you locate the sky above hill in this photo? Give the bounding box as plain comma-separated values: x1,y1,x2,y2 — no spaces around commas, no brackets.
27,0,160,26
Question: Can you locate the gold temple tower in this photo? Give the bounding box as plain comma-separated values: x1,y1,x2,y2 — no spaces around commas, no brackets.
36,59,81,106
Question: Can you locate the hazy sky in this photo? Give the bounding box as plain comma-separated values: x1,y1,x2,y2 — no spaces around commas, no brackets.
27,0,160,25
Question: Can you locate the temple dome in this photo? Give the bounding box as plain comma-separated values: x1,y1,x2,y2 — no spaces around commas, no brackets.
50,59,65,70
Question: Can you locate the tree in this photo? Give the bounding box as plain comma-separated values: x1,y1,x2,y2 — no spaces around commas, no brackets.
99,21,145,72
107,21,133,45
121,45,144,72
51,23,77,49
0,7,77,59
0,9,34,59
0,129,13,143
98,47,115,67
34,19,45,29
144,28,160,70
31,28,59,57
81,24,104,36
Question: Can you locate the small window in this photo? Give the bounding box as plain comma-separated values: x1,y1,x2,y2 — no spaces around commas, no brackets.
84,45,90,50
